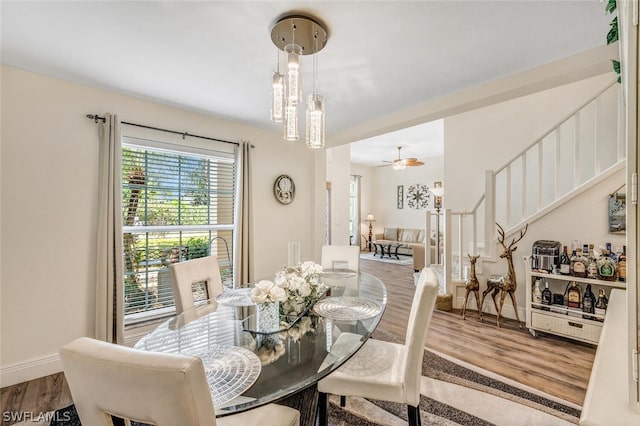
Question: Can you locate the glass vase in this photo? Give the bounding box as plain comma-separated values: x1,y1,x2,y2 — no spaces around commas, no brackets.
257,301,280,333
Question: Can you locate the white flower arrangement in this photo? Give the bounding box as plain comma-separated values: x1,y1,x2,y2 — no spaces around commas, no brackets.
250,279,288,305
274,261,324,316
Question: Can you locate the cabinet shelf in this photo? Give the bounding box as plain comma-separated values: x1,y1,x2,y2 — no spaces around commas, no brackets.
523,256,619,345
530,270,626,289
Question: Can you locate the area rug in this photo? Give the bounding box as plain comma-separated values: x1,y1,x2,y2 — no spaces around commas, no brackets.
47,347,579,426
359,252,413,266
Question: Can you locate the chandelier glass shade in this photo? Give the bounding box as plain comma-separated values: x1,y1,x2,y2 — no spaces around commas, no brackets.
270,14,328,148
270,72,284,122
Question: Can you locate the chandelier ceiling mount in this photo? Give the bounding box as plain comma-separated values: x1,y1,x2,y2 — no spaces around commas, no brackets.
270,15,328,56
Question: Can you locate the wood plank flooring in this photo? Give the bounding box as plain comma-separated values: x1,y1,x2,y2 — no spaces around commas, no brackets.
0,257,595,425
361,258,595,407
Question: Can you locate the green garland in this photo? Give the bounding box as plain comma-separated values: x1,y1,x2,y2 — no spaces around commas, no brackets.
606,0,621,83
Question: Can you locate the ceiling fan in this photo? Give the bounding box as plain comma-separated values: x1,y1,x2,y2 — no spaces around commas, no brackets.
380,146,425,170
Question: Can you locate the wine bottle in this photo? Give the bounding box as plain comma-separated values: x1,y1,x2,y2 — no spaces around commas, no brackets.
559,246,571,275
594,289,608,322
582,284,595,320
541,281,552,311
618,245,626,282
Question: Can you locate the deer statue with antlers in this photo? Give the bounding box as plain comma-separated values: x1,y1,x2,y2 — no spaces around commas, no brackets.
480,223,528,328
461,254,481,320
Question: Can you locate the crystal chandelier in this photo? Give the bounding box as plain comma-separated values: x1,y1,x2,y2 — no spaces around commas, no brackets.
270,14,328,148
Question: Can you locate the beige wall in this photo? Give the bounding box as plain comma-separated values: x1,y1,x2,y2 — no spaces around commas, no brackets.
0,66,318,384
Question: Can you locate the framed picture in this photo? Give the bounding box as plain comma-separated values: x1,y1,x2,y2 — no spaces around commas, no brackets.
608,193,625,233
397,185,404,209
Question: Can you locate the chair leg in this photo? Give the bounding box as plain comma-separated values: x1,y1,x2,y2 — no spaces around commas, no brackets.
317,391,329,426
407,404,421,426
340,395,346,407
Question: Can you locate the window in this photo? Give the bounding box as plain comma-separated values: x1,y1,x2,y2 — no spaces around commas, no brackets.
121,137,237,325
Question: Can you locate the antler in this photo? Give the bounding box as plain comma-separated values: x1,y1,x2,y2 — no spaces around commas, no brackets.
509,223,528,250
495,223,528,251
496,223,506,248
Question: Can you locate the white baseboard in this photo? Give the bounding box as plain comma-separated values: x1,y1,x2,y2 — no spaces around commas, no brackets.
1,353,62,387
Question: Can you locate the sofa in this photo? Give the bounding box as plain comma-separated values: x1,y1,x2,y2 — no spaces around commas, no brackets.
373,227,440,271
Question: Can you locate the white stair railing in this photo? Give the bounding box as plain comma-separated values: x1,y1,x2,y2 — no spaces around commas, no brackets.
428,77,622,286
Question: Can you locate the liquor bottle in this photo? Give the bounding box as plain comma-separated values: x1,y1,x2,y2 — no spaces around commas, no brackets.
582,284,596,320
559,246,571,275
571,247,587,278
586,245,598,279
532,279,542,306
567,281,581,309
541,281,552,311
569,249,577,275
617,245,626,282
597,248,616,281
594,289,608,322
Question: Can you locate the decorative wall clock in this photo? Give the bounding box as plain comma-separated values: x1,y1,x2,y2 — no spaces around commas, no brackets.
274,174,295,205
406,184,430,209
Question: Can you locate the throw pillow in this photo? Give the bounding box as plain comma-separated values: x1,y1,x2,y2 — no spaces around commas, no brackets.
383,227,398,240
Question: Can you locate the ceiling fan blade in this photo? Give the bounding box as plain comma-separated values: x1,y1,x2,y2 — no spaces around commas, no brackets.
405,160,425,166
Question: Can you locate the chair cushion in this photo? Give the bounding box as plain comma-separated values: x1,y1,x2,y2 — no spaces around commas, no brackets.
318,338,407,404
217,404,299,426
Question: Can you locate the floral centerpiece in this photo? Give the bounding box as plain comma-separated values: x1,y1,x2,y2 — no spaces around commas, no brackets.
250,280,287,333
248,261,323,334
274,261,324,316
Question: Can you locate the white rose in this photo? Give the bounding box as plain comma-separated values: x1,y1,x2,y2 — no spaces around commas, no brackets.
269,285,287,302
274,274,289,289
250,287,268,304
298,281,312,298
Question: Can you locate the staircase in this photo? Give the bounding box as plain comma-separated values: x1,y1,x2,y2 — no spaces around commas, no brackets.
426,76,624,296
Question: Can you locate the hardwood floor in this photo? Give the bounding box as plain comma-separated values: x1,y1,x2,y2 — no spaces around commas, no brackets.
0,257,595,424
361,258,595,407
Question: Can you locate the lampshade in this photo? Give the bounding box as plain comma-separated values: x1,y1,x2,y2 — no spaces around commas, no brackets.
306,93,325,148
431,186,444,197
270,72,284,122
366,214,375,222
284,103,299,141
286,45,301,105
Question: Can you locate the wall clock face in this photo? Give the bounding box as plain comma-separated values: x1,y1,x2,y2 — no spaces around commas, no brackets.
274,174,295,205
407,184,430,209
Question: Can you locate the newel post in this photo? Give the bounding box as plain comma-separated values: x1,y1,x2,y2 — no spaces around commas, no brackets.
484,170,495,258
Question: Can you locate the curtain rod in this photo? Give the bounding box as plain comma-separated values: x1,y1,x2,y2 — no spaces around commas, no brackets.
86,114,239,146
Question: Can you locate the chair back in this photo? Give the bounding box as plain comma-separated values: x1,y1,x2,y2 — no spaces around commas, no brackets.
60,337,217,426
169,255,224,314
321,245,360,271
403,267,439,406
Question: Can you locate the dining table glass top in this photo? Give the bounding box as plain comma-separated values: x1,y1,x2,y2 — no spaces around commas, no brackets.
133,270,387,416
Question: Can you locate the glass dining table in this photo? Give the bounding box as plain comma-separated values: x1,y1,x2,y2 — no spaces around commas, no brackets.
133,270,387,425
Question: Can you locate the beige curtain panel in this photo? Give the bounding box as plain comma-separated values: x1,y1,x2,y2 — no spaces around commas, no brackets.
95,113,125,344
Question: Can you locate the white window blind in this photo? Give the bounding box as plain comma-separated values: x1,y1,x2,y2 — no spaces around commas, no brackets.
121,138,237,325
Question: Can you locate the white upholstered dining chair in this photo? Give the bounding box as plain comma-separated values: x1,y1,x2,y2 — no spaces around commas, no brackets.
317,267,439,426
169,255,224,315
60,337,300,426
320,245,360,271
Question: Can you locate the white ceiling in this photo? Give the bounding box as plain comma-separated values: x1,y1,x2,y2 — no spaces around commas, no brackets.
1,1,611,162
